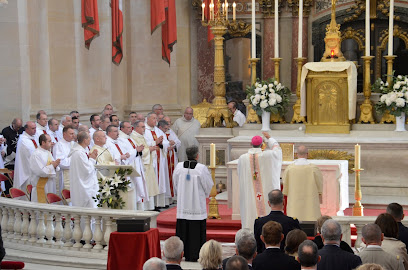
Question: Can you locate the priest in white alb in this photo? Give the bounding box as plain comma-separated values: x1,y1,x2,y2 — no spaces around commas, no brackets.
237,133,282,230
173,145,214,262
172,107,201,162
14,121,38,191
90,130,115,165
29,134,60,203
144,112,170,208
131,120,159,210
68,131,99,208
53,126,75,193
119,121,148,210
34,113,49,144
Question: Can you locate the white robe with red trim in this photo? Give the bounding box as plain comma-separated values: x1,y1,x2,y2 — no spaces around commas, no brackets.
237,138,282,230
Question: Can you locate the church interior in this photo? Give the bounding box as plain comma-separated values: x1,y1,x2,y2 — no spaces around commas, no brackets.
1,0,408,269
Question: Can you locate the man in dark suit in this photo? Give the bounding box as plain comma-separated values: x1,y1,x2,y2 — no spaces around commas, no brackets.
297,240,320,270
163,236,184,270
226,256,249,270
317,219,362,270
252,221,300,270
254,189,300,253
387,203,408,249
222,229,256,270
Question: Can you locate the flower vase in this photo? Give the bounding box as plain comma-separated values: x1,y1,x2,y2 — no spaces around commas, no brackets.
395,112,406,132
261,111,271,131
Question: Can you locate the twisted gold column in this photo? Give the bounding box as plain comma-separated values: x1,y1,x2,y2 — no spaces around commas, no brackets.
271,57,282,83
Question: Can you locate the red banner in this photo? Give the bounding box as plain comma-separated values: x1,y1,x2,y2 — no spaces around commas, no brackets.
81,0,100,49
151,0,165,34
112,0,123,65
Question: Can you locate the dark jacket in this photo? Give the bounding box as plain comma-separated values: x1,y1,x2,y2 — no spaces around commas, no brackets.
166,264,183,270
398,222,408,250
252,248,300,270
312,234,354,253
254,211,300,253
222,256,253,270
317,244,362,270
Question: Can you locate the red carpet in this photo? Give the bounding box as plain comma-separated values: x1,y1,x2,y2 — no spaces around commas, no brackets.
157,204,406,244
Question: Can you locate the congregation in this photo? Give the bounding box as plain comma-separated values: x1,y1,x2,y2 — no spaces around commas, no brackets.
3,104,201,211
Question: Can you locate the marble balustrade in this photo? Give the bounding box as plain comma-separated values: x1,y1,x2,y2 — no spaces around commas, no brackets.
0,198,159,268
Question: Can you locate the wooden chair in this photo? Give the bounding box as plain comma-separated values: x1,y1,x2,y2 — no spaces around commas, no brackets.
9,188,29,200
26,184,33,201
61,189,70,205
46,193,63,204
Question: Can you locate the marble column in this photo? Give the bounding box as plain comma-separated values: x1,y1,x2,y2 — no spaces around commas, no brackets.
262,17,274,80
291,16,308,92
197,22,215,103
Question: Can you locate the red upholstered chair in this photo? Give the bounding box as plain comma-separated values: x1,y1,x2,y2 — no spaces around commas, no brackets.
9,188,29,200
1,261,25,269
46,193,63,204
61,189,70,205
26,184,33,201
0,174,12,197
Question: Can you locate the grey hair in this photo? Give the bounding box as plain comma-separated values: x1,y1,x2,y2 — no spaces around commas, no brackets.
186,146,199,160
146,111,157,118
362,223,382,243
236,234,257,260
142,257,166,270
133,120,144,128
120,121,130,129
268,189,284,205
163,236,184,261
235,228,253,246
321,219,342,241
61,115,71,124
152,104,163,111
77,131,89,144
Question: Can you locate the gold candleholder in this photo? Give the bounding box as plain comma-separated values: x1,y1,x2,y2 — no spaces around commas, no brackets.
352,167,364,216
249,58,260,85
291,57,307,123
380,55,397,124
208,165,220,219
358,56,375,124
271,57,282,83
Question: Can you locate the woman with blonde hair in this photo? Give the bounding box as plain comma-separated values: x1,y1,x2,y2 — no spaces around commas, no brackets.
356,263,384,270
198,240,223,270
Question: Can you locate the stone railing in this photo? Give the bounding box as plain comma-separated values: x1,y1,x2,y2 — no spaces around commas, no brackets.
0,198,159,269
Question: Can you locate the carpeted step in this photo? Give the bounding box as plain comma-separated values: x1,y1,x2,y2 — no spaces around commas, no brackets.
158,227,237,242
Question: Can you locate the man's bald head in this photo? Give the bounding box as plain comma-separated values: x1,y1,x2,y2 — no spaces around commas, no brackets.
78,125,89,133
12,118,23,131
297,145,308,159
93,130,107,146
25,121,36,136
184,107,194,121
362,223,383,245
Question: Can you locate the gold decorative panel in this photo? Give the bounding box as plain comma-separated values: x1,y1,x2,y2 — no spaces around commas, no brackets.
191,99,211,126
205,149,225,166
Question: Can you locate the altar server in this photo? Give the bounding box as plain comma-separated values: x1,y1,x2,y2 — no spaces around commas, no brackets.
237,132,282,230
173,145,214,262
131,120,159,210
144,112,170,208
69,131,98,208
283,145,323,222
29,134,60,202
14,121,37,191
53,126,75,192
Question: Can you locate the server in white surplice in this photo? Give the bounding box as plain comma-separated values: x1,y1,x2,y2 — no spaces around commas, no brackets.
173,146,213,262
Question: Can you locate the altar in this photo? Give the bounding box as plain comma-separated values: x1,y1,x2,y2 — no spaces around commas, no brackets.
226,159,349,222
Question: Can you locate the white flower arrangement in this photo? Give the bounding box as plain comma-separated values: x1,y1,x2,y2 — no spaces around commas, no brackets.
373,75,408,117
247,78,291,116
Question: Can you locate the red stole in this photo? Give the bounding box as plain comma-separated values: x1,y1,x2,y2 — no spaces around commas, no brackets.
127,138,136,149
31,139,38,149
114,143,123,155
166,133,175,197
43,130,47,134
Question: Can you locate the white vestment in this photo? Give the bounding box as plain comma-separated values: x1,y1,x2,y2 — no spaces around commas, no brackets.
172,117,201,162
69,144,98,208
165,128,181,199
53,138,73,193
34,123,48,144
29,147,58,202
118,131,148,207
46,129,59,144
14,132,38,190
144,124,169,207
56,124,64,142
237,138,282,230
233,110,246,127
173,162,214,220
0,143,6,192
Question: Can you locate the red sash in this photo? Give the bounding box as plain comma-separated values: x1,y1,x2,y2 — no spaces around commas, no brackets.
151,130,160,184
166,133,175,197
128,138,136,149
86,153,89,159
43,130,47,134
55,137,58,142
31,139,38,149
114,143,123,155
249,153,266,218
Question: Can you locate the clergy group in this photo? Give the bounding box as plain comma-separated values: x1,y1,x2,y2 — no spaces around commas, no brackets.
4,104,202,211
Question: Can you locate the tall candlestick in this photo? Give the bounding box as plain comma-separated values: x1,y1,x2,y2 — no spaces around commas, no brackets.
202,2,205,21
222,3,224,14
365,0,370,56
252,0,256,58
225,2,228,20
274,0,279,58
233,2,236,21
355,144,361,169
388,0,394,56
210,143,216,167
298,0,303,58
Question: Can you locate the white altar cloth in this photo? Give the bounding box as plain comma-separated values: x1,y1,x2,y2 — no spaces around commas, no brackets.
227,159,349,221
300,61,358,120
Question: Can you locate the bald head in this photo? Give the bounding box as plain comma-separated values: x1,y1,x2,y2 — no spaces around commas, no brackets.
93,130,107,146
25,121,36,136
362,224,383,245
297,145,308,159
184,107,194,121
78,125,89,133
12,118,23,131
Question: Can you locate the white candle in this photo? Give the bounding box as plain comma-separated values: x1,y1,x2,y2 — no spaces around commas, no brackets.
388,0,394,56
233,2,236,21
202,2,205,21
298,0,303,58
252,0,256,58
222,3,224,14
355,144,361,169
365,0,370,56
225,2,228,20
210,143,216,167
274,0,279,58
